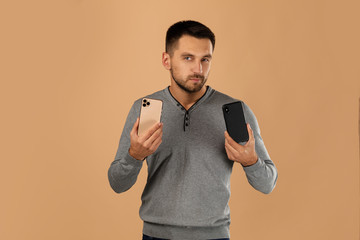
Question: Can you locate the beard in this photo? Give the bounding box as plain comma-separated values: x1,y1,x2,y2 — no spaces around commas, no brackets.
170,68,207,93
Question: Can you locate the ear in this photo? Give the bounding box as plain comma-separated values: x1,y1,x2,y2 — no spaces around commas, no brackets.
162,52,171,70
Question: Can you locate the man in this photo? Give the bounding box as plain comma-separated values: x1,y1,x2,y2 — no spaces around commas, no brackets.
108,20,278,240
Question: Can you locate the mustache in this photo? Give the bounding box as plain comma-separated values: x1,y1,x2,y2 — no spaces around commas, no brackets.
187,74,204,80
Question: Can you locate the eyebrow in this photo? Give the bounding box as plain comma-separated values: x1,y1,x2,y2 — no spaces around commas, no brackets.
180,52,212,59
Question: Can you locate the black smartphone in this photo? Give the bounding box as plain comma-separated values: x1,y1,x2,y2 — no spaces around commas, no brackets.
222,101,249,143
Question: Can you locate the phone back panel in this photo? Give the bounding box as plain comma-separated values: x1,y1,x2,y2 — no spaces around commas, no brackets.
138,98,163,136
222,101,249,143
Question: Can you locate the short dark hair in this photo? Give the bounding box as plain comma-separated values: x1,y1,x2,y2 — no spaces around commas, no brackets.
165,20,215,55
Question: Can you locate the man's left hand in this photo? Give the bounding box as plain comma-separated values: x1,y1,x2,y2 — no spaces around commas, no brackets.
224,123,258,167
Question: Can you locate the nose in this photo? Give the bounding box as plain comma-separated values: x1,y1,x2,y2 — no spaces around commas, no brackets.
192,60,203,74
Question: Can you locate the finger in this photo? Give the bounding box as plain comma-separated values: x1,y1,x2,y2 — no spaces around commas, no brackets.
225,142,236,161
247,123,255,141
224,137,238,156
150,135,162,151
141,122,163,141
245,124,255,147
224,142,232,157
145,125,163,146
224,131,234,142
224,131,242,150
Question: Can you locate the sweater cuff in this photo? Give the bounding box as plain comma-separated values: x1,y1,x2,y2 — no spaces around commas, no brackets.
242,157,264,173
124,151,144,168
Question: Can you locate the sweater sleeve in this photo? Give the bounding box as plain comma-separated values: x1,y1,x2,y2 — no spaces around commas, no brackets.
241,102,278,194
108,101,144,194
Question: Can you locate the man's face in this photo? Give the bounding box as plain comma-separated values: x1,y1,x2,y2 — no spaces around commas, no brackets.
166,35,213,93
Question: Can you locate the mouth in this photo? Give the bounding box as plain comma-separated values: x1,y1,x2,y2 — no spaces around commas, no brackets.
188,76,203,82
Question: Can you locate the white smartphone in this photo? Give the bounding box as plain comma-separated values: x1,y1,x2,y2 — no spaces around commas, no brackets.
138,98,163,136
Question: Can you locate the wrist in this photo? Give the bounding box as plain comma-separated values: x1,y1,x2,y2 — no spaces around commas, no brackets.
128,148,145,161
242,155,258,167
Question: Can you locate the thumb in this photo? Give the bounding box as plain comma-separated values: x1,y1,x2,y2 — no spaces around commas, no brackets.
131,118,140,136
246,123,255,142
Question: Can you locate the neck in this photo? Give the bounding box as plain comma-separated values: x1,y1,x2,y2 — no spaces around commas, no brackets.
169,84,207,110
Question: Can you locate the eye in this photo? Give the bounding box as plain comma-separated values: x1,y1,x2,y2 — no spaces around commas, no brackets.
184,56,192,60
202,58,210,62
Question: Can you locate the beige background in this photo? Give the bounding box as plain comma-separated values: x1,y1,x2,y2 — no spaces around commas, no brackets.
1,0,359,239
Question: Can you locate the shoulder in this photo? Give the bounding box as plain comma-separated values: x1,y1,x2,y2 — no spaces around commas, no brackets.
209,87,256,118
125,88,167,116
208,87,243,105
132,88,168,105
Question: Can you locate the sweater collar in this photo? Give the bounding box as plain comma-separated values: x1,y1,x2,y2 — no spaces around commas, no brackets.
164,85,213,113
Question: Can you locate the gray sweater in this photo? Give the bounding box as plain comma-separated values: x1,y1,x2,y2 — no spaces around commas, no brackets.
108,86,278,239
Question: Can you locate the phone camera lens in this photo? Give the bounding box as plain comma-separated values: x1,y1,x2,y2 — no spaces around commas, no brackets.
143,99,147,103
143,103,146,107
147,102,150,106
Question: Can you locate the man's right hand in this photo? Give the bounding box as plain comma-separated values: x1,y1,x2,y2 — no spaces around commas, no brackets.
128,118,163,160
